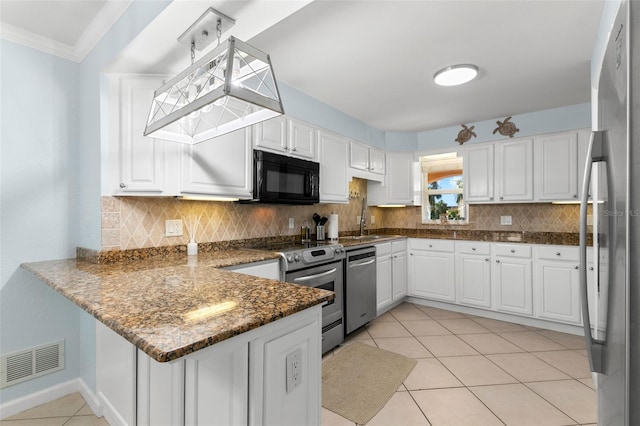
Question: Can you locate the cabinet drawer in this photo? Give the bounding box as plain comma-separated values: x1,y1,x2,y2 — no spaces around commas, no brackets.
376,242,392,256
391,239,407,253
455,241,491,256
494,244,532,258
410,239,454,252
536,245,579,262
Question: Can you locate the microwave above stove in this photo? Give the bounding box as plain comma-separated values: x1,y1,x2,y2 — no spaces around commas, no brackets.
248,150,320,205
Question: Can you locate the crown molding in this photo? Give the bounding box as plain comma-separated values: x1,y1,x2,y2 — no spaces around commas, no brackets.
0,0,132,62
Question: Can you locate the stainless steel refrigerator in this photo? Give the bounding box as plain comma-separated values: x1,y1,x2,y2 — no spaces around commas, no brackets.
579,0,639,424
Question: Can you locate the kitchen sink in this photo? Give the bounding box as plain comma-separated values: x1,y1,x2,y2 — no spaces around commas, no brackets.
340,235,385,241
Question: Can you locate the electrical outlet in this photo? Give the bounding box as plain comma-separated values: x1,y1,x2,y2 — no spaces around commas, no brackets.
288,217,295,229
500,215,512,226
165,219,183,237
286,348,302,393
370,215,375,225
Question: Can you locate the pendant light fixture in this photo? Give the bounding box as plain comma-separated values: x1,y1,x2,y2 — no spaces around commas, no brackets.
433,64,478,86
144,8,284,144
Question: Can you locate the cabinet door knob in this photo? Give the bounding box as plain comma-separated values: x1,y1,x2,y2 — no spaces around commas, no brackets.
574,266,579,270
489,197,494,200
496,259,501,263
510,249,515,253
410,253,414,256
589,266,594,271
283,146,288,151
292,147,297,151
573,194,578,198
485,258,490,262
499,196,504,200
429,244,433,248
556,252,561,256
119,183,126,188
472,247,476,251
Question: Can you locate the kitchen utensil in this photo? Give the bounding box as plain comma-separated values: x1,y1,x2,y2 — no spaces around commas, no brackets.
319,216,328,226
313,213,321,226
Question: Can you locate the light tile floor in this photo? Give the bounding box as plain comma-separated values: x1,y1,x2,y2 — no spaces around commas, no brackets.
0,392,107,425
322,303,597,426
2,303,596,426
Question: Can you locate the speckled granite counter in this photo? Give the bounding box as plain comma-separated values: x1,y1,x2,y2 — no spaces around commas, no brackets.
21,249,333,363
355,229,588,246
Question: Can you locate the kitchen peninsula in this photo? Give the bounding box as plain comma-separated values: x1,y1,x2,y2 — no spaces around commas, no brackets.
21,249,333,426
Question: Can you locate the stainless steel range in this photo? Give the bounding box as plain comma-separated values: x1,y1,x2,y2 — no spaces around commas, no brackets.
252,241,345,353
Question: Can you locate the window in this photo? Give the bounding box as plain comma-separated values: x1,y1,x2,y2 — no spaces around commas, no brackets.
420,152,466,224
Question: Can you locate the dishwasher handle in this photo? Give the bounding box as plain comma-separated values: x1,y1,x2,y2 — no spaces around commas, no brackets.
348,258,376,268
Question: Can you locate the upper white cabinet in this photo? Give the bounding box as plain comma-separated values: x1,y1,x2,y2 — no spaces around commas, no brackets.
253,116,316,160
181,128,253,199
111,75,170,195
464,144,495,202
317,130,349,203
534,131,579,201
349,140,385,176
496,138,533,202
368,152,414,206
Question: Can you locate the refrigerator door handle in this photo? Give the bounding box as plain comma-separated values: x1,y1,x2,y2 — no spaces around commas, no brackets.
579,130,605,374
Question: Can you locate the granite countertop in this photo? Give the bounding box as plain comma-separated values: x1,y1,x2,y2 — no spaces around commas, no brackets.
21,249,333,363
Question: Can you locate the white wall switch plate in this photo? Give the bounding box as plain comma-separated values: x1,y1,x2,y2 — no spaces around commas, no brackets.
500,215,512,226
165,219,183,237
288,217,295,229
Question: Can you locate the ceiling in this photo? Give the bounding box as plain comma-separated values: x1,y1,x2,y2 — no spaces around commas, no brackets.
0,0,604,133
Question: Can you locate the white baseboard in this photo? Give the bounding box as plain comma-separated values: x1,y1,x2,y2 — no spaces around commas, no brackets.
0,378,101,420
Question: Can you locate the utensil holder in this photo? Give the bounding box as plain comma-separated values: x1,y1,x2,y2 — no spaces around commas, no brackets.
316,225,325,241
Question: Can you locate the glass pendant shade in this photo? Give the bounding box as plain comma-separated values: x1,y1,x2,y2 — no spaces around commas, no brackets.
144,36,284,144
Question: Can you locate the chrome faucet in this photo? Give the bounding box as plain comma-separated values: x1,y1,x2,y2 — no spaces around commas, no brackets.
359,196,367,236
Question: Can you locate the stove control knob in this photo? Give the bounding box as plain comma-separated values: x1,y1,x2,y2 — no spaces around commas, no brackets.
294,254,301,262
286,255,294,263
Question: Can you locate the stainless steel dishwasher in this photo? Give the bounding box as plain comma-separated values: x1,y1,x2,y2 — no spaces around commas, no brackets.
345,246,377,334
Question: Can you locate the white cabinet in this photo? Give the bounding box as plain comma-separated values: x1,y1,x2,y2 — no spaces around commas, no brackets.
455,241,492,308
534,245,582,325
464,143,494,202
253,116,316,160
181,128,253,199
368,152,414,206
534,131,579,201
493,244,533,316
111,75,171,195
376,240,408,314
408,239,455,302
317,130,349,203
465,138,533,203
496,138,533,202
349,141,385,175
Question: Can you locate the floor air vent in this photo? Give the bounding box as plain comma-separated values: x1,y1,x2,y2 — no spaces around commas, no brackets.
1,341,64,388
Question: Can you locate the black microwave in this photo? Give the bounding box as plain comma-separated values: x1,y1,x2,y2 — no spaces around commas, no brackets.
249,150,320,204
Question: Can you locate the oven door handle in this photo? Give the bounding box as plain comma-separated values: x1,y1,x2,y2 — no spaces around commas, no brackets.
293,268,337,283
348,259,376,268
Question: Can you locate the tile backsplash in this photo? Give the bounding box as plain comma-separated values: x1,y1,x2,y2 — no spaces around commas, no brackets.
102,179,383,250
102,178,582,250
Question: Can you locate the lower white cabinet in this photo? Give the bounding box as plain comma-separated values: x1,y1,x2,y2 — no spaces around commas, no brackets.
408,239,455,302
376,240,408,314
181,128,253,199
534,245,582,325
493,244,533,316
455,241,492,308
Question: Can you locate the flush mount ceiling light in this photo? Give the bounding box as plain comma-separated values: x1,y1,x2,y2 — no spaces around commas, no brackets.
144,8,284,144
433,64,478,86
